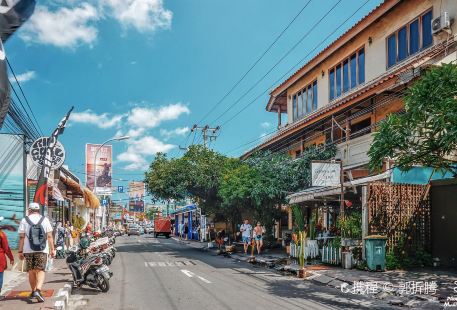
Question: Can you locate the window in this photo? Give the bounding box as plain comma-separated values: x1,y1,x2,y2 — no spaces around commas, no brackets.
335,64,341,97
329,69,335,100
409,19,419,55
307,85,312,113
297,91,303,117
387,10,433,68
312,81,317,110
350,54,357,89
358,49,365,84
329,47,365,100
398,26,408,61
343,60,349,92
293,95,297,120
422,10,433,48
387,34,396,67
292,80,318,121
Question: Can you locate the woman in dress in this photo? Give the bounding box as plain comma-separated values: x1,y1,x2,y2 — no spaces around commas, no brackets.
0,217,14,300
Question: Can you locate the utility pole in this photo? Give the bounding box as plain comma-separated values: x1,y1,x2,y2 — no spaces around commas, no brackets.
191,124,220,148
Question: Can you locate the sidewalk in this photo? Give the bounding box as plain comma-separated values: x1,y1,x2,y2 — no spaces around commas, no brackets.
176,238,457,308
0,257,73,310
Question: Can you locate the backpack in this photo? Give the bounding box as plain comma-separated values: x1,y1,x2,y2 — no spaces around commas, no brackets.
25,216,47,251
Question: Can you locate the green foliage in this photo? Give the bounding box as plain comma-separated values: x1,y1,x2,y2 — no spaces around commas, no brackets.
369,63,457,174
291,205,305,231
337,212,362,239
145,144,337,241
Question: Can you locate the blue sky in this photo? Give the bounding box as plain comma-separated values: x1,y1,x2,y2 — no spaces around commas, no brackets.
4,0,382,199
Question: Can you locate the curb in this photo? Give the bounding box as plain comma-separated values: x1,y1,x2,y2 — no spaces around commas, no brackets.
53,282,73,310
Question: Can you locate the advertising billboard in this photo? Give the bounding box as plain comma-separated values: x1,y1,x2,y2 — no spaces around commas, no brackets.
0,133,25,249
128,181,144,212
86,144,112,195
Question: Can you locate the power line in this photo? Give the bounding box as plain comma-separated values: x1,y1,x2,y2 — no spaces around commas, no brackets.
218,0,371,129
210,0,343,125
6,58,43,136
197,0,313,124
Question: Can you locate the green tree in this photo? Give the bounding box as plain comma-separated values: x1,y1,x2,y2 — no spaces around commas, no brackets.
369,63,457,174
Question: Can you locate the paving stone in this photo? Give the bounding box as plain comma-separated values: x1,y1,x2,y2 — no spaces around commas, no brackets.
312,274,334,285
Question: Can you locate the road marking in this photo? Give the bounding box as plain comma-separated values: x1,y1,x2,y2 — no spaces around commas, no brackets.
181,270,194,278
197,276,212,284
145,261,196,267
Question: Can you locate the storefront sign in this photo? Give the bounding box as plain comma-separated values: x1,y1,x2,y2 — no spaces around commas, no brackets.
311,161,341,187
30,137,66,169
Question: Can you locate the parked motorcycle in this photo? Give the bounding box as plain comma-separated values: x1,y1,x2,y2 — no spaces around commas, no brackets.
66,236,112,292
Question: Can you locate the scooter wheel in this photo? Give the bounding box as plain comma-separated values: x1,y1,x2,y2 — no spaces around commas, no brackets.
97,274,110,292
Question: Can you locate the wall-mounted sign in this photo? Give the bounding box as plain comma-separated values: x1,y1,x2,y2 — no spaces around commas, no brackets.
117,186,124,193
30,137,66,169
311,161,341,187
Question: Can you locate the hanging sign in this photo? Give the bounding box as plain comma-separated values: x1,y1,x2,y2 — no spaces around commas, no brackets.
311,161,341,187
30,137,66,169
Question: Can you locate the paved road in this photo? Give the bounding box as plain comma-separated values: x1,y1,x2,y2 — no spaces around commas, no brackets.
68,235,396,310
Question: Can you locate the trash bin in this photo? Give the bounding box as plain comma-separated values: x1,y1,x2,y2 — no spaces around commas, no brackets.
364,235,387,271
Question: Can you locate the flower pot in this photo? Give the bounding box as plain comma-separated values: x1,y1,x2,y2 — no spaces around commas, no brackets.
297,268,306,278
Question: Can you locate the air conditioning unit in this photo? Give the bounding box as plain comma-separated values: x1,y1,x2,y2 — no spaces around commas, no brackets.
432,12,453,35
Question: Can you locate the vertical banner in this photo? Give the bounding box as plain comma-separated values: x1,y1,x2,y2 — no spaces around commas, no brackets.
0,133,25,249
85,144,112,195
128,181,144,212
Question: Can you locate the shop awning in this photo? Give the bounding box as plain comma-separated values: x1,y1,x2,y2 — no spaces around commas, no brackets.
60,176,99,209
287,170,391,204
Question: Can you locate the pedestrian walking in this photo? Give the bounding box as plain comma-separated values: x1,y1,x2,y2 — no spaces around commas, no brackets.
18,203,55,303
0,217,14,300
240,219,252,254
178,222,184,240
253,222,265,255
184,223,189,240
64,222,72,249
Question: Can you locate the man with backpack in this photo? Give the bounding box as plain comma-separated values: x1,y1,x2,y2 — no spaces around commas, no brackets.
18,202,55,302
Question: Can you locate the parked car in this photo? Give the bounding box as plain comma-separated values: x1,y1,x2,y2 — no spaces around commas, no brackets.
144,224,154,234
127,224,140,236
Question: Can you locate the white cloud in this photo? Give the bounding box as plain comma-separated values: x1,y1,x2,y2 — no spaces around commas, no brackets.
71,109,124,128
117,135,175,170
260,122,271,129
19,3,99,48
127,103,189,129
9,71,36,83
102,0,172,32
160,126,189,140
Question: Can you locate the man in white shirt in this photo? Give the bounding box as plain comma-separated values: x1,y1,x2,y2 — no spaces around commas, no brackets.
240,219,252,254
18,202,55,303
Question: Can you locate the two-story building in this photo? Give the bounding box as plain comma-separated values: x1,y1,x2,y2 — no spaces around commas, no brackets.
242,0,457,238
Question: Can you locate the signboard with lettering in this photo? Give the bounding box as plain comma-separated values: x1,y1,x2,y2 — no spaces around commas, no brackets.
311,161,341,187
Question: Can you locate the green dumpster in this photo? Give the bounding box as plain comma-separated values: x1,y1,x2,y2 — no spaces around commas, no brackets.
364,235,387,271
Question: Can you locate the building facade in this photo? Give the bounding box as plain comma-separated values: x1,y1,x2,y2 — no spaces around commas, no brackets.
243,0,457,239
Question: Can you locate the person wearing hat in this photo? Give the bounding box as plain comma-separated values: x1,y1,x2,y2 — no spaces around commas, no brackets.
18,202,55,303
0,216,14,300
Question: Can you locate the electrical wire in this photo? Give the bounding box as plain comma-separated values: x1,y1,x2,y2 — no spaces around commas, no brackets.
197,0,313,124
209,0,344,125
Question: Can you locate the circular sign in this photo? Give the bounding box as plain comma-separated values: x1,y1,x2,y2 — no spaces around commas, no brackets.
30,137,66,169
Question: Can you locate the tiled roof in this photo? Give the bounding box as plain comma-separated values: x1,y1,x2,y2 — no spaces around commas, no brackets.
268,0,397,99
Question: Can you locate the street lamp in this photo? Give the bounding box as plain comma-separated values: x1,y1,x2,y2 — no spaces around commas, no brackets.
92,135,130,230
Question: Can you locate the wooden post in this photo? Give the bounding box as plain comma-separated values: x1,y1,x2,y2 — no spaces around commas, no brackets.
340,160,344,217
361,185,368,260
